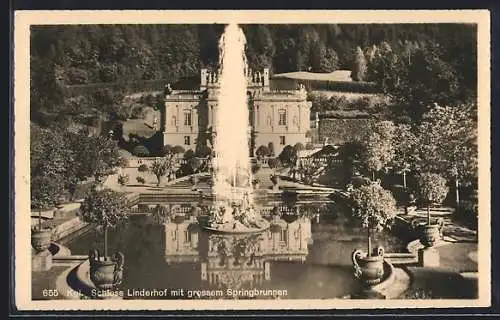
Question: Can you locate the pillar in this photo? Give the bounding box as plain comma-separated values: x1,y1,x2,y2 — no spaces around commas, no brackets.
32,250,52,272
201,69,207,88
418,247,440,267
263,68,270,87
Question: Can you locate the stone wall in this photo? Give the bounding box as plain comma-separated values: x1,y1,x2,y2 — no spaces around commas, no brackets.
51,217,89,242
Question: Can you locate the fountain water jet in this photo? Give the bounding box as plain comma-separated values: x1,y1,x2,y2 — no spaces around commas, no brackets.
205,23,269,233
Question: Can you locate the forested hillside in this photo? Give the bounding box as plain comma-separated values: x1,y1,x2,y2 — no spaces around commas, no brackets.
30,23,477,122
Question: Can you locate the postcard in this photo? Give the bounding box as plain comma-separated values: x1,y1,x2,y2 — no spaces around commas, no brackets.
14,9,490,311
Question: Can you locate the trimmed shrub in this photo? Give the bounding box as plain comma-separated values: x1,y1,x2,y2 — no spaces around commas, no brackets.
268,158,281,170
255,145,270,159
251,163,261,174
293,142,305,152
117,174,129,186
184,149,195,160
132,145,150,157
162,144,174,156
278,145,296,166
136,176,145,184
196,144,212,158
173,145,186,154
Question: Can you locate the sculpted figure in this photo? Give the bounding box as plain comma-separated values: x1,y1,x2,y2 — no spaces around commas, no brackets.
111,251,125,287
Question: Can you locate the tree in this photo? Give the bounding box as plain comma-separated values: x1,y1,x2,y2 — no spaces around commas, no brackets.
31,126,75,204
150,159,167,186
79,135,124,184
367,41,462,119
322,47,340,73
93,89,128,121
136,176,145,184
296,158,327,185
196,144,212,158
117,174,129,186
311,42,339,73
352,46,367,81
255,145,270,160
359,120,396,180
184,149,195,160
172,145,186,155
151,204,169,224
416,103,477,207
132,145,150,157
391,124,419,188
137,164,149,173
350,182,397,256
293,142,305,153
244,25,275,70
150,154,177,186
267,158,281,172
278,145,297,167
416,173,449,225
31,175,64,230
79,188,128,259
251,163,261,175
161,144,174,156
188,157,203,174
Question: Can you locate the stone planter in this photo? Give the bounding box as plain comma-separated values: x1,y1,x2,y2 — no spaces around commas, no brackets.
352,247,385,286
270,175,280,190
90,259,117,290
207,177,214,187
420,224,442,247
31,228,52,253
89,251,124,290
251,180,260,190
191,175,199,186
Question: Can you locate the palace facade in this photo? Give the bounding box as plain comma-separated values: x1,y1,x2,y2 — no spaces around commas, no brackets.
162,65,312,156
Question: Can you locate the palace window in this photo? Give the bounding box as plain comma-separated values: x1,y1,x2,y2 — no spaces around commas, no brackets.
279,136,286,145
256,106,259,126
184,230,191,243
184,136,191,145
280,228,288,243
171,116,177,126
184,111,192,126
278,109,287,125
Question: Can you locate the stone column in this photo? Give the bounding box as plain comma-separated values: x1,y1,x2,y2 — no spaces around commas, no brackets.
32,249,52,272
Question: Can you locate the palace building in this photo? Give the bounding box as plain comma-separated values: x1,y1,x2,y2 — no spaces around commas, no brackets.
162,63,312,156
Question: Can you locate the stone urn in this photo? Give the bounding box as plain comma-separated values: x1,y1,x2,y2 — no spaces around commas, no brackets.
31,228,52,253
89,250,124,290
419,219,444,247
251,179,260,190
207,177,214,187
191,175,199,188
352,247,385,286
270,174,279,190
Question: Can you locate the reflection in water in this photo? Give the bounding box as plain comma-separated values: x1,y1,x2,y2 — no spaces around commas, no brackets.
67,201,405,299
163,213,312,292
